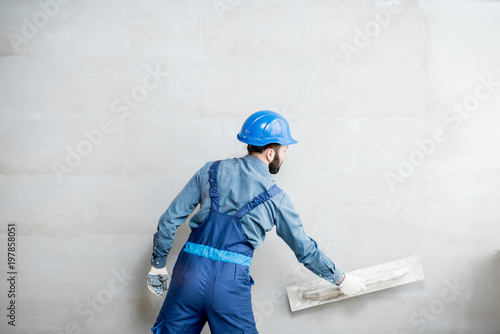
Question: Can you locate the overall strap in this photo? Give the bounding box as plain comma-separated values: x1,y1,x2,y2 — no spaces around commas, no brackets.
234,184,282,219
208,160,221,212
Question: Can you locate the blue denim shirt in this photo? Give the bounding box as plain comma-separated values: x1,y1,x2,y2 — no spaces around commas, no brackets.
151,155,344,284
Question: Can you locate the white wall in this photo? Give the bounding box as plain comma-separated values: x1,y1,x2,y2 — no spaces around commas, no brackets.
1,1,500,333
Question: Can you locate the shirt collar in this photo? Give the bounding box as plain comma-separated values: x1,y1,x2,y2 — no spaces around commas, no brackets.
242,154,273,179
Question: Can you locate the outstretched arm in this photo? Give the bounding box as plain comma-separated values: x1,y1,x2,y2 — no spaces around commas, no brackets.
147,163,210,297
274,192,344,284
274,192,366,295
151,163,209,268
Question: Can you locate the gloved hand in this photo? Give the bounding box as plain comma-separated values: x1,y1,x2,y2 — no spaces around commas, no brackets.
147,266,169,297
337,274,367,296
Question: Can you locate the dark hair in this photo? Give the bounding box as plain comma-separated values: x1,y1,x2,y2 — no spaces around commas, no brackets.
247,143,281,154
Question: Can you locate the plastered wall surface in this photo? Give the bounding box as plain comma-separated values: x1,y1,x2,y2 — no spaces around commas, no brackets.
1,1,500,333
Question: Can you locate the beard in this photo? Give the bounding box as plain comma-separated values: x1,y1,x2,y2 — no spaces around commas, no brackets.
269,153,283,174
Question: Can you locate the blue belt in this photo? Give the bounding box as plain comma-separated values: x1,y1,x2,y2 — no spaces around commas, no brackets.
183,242,252,267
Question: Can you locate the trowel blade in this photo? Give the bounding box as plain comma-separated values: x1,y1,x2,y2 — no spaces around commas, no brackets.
286,255,424,312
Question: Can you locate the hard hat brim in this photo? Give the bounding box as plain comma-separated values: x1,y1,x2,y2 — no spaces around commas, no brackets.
237,134,298,146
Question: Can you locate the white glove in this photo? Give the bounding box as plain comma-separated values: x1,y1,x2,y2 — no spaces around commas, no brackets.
337,274,367,296
147,266,169,297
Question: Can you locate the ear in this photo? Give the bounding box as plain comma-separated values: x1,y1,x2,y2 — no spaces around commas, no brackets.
265,147,276,163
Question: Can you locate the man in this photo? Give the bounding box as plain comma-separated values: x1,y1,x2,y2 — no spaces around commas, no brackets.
148,110,366,334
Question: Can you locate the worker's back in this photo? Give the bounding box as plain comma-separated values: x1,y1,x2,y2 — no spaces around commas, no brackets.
187,154,285,250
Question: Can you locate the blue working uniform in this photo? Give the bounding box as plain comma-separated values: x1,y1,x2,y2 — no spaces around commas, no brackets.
151,155,344,333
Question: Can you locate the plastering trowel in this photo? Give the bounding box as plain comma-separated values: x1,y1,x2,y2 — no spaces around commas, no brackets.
286,255,424,312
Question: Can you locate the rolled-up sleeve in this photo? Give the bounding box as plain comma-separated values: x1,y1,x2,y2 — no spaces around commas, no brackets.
151,163,209,268
274,192,344,284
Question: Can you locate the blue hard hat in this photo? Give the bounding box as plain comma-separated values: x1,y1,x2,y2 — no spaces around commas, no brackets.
237,110,298,146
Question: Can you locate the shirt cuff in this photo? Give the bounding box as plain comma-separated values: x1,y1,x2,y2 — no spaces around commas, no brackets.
319,269,344,285
151,255,167,268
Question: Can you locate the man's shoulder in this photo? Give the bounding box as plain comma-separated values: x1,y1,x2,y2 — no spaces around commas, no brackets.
200,157,242,170
270,186,288,205
195,157,244,180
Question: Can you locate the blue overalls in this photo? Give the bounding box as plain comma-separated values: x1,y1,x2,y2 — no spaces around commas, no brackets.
152,160,281,334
